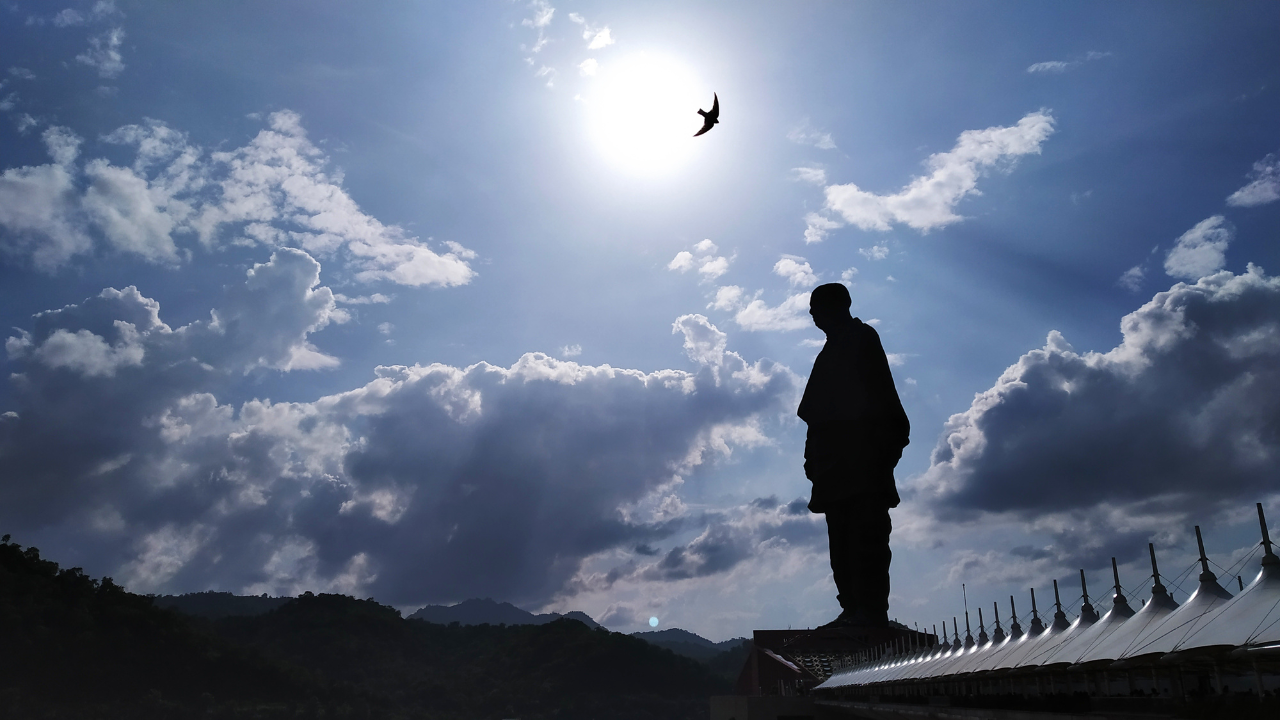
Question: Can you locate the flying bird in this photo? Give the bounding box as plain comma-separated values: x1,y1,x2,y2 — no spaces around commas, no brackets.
694,93,719,137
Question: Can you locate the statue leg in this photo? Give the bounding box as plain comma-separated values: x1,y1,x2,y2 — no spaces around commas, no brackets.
826,503,892,623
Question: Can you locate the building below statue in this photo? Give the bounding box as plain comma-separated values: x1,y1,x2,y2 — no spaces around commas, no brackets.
713,625,931,720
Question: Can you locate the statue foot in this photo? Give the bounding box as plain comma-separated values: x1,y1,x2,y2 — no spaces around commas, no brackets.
817,608,888,630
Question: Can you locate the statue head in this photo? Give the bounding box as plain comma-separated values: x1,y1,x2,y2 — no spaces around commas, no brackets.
809,282,851,333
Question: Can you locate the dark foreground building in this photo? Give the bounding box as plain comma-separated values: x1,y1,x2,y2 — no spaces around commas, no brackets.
713,503,1280,720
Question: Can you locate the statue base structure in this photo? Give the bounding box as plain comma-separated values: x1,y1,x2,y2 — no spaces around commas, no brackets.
711,625,934,720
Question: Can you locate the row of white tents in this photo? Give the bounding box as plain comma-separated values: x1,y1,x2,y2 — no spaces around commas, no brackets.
818,503,1280,695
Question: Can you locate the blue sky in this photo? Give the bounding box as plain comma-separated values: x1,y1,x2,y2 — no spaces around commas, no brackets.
2,1,1280,640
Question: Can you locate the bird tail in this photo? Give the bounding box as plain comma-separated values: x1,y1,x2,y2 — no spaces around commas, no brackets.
698,109,708,118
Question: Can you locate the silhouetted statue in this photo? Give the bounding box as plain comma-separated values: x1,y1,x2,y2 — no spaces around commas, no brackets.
798,283,909,629
694,93,719,137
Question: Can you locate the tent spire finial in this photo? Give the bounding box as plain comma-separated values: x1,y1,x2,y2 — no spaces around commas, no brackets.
1079,569,1099,623
1029,588,1045,635
1259,503,1278,567
1109,557,1135,618
1050,579,1069,631
962,585,974,649
991,601,1005,643
1149,543,1169,597
1195,525,1219,584
1008,595,1023,639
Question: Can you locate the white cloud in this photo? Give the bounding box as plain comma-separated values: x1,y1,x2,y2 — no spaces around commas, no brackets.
824,110,1055,232
15,114,37,134
802,212,841,244
333,293,392,305
773,255,818,288
578,58,598,76
534,65,555,87
859,244,889,261
8,67,36,80
840,267,858,283
53,8,86,26
913,266,1280,573
886,353,907,367
568,12,614,50
521,0,554,54
787,120,836,150
791,167,826,185
709,285,745,312
1117,264,1145,292
377,322,394,336
667,250,695,272
8,248,342,377
668,240,730,282
81,159,182,263
207,248,348,371
1164,215,1233,280
525,1,554,28
587,28,614,50
0,128,90,270
1027,61,1071,73
76,27,125,78
698,256,729,280
559,343,582,357
734,292,811,332
43,125,82,166
1026,51,1111,74
1226,153,1280,208
0,112,476,285
194,111,476,286
28,326,145,377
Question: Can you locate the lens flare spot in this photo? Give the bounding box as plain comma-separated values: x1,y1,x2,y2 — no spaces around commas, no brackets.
649,616,659,627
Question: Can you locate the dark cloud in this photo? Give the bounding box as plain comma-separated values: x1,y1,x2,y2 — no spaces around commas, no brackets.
914,266,1280,568
2,281,799,607
567,499,827,591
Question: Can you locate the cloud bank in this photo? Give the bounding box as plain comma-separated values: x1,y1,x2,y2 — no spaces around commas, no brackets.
1,264,799,608
913,266,1280,573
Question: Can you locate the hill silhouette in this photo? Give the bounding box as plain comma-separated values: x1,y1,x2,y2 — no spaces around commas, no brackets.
630,628,748,663
0,536,334,718
408,596,602,629
154,590,292,619
0,536,729,719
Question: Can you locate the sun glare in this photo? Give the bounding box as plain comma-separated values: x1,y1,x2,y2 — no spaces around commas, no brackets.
583,53,707,177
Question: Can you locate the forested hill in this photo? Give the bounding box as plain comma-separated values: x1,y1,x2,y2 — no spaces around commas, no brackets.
0,536,730,719
154,590,293,618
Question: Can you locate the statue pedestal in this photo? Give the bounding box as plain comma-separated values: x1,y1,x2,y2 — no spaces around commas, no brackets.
736,626,934,697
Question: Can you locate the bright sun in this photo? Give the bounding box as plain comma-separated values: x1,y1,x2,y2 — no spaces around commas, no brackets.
583,53,708,177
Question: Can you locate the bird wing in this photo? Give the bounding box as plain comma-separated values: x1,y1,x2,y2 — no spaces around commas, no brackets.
693,93,719,136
